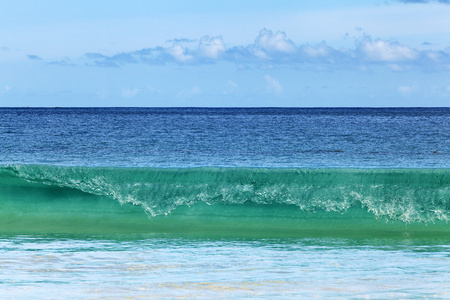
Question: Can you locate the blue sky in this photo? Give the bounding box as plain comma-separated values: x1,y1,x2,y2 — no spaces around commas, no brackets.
1,0,450,107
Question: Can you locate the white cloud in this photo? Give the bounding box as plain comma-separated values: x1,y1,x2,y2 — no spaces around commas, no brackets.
76,29,450,71
122,88,139,98
166,44,193,63
255,29,296,54
198,36,225,59
425,51,441,61
302,44,330,58
251,48,270,60
358,37,418,62
299,41,340,64
264,75,283,94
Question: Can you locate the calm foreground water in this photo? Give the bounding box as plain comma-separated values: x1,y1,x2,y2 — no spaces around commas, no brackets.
0,107,449,298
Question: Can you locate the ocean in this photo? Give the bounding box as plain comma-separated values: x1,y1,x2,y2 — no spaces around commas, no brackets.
1,107,449,298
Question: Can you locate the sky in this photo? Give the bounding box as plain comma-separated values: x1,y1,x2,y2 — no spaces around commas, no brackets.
1,0,450,107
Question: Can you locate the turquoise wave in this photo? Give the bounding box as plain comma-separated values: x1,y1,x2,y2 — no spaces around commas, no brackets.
1,165,449,237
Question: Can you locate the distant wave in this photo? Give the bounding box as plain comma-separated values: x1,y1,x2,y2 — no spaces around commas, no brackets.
1,164,449,237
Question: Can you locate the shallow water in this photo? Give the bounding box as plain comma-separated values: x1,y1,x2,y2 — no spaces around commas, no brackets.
1,235,449,299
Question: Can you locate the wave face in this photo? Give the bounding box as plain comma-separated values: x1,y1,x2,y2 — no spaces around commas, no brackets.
1,165,449,237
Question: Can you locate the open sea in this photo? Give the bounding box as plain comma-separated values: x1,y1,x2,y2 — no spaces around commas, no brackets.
1,107,449,299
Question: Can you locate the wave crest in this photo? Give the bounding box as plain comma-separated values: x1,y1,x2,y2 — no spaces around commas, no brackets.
2,164,449,223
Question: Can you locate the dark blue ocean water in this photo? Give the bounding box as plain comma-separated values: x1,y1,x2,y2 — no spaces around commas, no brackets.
1,107,449,168
1,107,449,299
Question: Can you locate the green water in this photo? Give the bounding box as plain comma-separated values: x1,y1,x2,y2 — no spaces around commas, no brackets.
1,165,449,238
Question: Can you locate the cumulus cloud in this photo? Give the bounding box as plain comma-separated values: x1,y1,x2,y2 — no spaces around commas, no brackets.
198,36,225,59
224,29,298,63
357,37,418,62
253,29,296,56
298,41,345,65
166,44,193,63
72,29,450,71
301,43,331,58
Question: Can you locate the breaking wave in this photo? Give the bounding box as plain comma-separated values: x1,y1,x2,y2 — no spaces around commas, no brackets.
1,164,449,237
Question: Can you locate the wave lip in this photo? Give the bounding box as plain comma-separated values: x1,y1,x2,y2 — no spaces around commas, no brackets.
1,165,449,237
